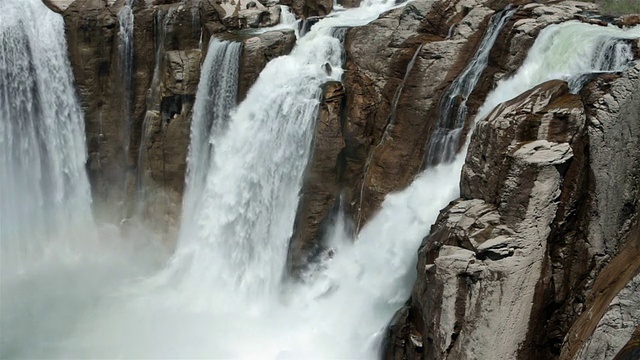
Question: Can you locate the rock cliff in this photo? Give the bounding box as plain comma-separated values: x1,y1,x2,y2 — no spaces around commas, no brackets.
47,0,640,357
383,60,640,360
60,0,294,232
288,0,596,276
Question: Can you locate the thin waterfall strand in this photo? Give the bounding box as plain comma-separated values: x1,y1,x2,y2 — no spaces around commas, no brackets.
424,6,517,167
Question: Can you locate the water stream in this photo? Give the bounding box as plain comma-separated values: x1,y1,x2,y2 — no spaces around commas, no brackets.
2,1,640,359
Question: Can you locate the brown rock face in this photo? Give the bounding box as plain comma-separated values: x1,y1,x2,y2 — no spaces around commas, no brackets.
62,0,296,236
383,63,640,360
236,29,296,102
342,0,494,228
280,0,332,18
289,81,346,273
288,0,595,275
63,0,126,220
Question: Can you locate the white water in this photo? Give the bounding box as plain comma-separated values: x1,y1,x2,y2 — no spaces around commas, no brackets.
3,2,640,360
0,0,149,357
0,0,94,272
424,5,517,167
118,3,134,156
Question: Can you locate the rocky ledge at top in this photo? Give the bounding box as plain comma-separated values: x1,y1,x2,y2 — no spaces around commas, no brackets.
383,63,640,360
53,0,296,235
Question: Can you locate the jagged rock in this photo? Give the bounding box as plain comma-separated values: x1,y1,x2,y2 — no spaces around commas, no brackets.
557,64,640,360
613,326,640,360
236,29,296,101
384,63,640,360
42,0,73,13
63,0,126,220
289,81,346,274
411,80,581,360
139,49,201,203
208,0,280,29
576,274,640,360
280,0,332,18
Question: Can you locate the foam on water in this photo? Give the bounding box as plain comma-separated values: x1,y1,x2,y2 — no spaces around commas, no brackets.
3,1,640,359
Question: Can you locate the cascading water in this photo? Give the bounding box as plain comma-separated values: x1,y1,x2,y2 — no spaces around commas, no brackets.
178,39,242,259
118,2,134,155
567,35,634,92
164,11,350,302
280,5,297,26
423,6,517,167
0,0,94,272
4,0,640,358
0,2,164,358
118,1,135,218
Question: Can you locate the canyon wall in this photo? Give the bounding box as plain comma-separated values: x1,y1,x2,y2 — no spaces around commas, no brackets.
49,0,639,357
383,45,640,360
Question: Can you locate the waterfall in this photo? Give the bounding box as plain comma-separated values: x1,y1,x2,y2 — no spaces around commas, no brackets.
179,39,242,248
280,5,297,25
118,3,135,219
423,6,517,167
5,1,640,359
479,21,640,117
568,36,634,92
118,4,134,155
163,18,346,302
308,20,640,360
0,0,94,271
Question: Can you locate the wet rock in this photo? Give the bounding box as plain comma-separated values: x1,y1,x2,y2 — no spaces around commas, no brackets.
289,81,346,274
63,0,126,220
236,29,296,101
281,0,332,18
384,64,640,360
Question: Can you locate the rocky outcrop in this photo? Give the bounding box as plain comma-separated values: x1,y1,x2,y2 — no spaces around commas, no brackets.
289,81,346,273
576,274,640,360
236,29,296,101
209,0,281,29
43,0,76,13
383,63,640,360
63,0,126,220
613,326,640,360
345,0,596,226
280,0,332,18
61,0,296,233
289,0,599,273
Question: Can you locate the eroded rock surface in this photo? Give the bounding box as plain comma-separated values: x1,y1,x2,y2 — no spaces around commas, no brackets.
61,0,294,234
384,64,640,360
289,0,599,275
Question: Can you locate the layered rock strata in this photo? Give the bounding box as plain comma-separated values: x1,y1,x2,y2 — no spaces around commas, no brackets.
60,0,294,231
384,63,640,360
289,0,596,274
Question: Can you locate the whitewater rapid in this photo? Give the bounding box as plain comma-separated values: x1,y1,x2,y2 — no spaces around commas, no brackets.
2,1,640,359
